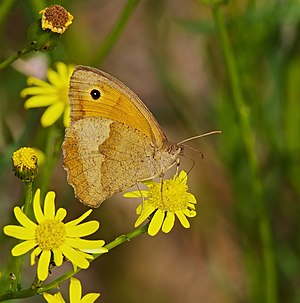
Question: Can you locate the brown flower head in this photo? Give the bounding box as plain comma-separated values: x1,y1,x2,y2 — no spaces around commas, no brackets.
39,5,73,34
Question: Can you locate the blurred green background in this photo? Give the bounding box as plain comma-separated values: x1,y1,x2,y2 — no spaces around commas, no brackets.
1,0,300,302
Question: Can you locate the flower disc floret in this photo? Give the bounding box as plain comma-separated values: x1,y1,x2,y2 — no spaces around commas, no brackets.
12,147,38,182
40,5,73,34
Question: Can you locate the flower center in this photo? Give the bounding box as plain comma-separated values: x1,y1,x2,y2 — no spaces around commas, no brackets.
36,219,66,250
148,177,190,212
12,147,37,170
40,5,73,34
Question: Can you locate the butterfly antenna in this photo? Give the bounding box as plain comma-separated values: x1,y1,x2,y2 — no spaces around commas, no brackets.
178,130,222,145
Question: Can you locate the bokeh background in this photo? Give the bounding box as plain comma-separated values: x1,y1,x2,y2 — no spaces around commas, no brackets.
1,0,300,302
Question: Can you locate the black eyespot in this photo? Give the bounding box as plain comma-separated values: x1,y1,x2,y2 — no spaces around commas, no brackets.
90,89,101,100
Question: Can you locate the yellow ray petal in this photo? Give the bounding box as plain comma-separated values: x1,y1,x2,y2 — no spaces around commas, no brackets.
31,246,42,265
64,209,92,228
69,277,82,302
33,189,45,223
11,240,36,256
37,250,51,281
134,205,155,227
63,105,70,127
20,86,56,97
66,221,99,237
55,208,67,221
13,207,37,229
53,247,63,266
41,102,65,127
44,191,56,219
60,244,90,269
66,238,105,250
123,190,148,198
176,211,190,228
24,95,58,108
43,292,65,303
3,225,35,240
81,293,101,303
162,212,175,233
148,209,165,236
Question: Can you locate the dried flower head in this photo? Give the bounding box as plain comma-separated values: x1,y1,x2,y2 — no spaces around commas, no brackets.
39,5,73,34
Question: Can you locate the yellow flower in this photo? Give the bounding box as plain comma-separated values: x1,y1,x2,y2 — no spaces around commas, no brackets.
21,62,74,128
40,5,73,34
124,171,197,236
12,147,38,182
3,189,107,281
43,277,100,303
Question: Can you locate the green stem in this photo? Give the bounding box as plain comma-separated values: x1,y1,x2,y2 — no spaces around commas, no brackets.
0,45,33,70
212,5,277,303
10,182,33,292
91,0,140,66
0,223,149,301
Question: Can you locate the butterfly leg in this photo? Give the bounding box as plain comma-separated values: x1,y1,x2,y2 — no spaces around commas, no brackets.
159,173,166,209
136,182,146,211
175,157,180,176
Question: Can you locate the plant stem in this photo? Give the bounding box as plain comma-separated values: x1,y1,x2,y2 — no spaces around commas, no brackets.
212,5,277,303
0,45,33,70
92,0,140,66
0,223,149,301
10,181,33,292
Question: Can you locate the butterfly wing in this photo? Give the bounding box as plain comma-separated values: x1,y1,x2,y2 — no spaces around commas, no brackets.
62,65,179,208
63,117,163,207
69,65,167,149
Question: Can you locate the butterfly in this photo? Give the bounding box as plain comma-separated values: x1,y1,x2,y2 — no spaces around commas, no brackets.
62,65,183,208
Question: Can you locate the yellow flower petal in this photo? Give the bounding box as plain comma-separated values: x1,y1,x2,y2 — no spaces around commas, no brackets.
31,246,42,265
38,250,51,281
70,277,82,302
65,209,93,228
24,95,58,108
41,102,65,127
188,193,197,204
148,209,165,236
81,293,101,303
60,243,90,269
66,238,106,251
134,205,155,227
20,86,57,97
183,209,197,217
176,211,190,228
63,105,70,127
3,225,35,240
13,207,37,229
162,212,175,233
178,170,188,182
27,76,53,88
11,240,37,256
33,189,45,223
47,68,62,86
66,221,99,237
44,292,65,303
123,190,148,198
57,62,73,83
44,191,56,219
55,208,67,221
53,247,63,266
